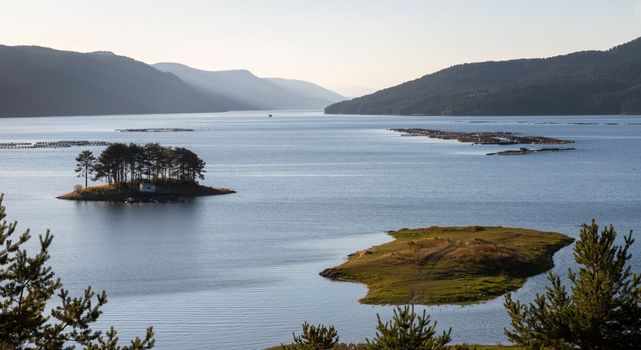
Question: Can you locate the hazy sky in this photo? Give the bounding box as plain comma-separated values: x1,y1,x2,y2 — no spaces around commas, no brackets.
1,0,641,96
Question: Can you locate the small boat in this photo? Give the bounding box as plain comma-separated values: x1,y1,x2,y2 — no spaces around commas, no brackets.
268,114,273,118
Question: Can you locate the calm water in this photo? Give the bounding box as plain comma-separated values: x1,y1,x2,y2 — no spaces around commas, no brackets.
1,111,641,349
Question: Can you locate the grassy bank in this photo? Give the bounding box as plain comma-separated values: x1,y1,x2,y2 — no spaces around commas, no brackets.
321,226,573,305
57,183,235,203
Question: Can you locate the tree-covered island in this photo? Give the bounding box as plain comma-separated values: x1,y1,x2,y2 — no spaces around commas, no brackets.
58,143,234,203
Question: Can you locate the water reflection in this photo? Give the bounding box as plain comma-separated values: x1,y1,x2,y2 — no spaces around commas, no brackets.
1,112,640,349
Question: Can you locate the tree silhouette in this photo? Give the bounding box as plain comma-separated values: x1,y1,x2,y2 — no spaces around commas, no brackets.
504,220,641,349
75,150,96,188
288,322,339,350
367,306,451,350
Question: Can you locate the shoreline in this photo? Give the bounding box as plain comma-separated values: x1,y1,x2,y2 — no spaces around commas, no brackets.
320,226,573,306
57,183,235,203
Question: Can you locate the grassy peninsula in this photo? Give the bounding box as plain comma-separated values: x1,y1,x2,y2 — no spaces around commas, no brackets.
320,226,573,305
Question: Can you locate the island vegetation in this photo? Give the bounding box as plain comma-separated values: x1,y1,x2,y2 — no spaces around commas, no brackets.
320,226,573,305
57,143,234,202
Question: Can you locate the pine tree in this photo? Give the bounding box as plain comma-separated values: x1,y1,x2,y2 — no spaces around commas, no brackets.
90,143,207,186
504,220,641,350
367,306,451,350
0,194,155,349
288,322,339,350
75,150,96,188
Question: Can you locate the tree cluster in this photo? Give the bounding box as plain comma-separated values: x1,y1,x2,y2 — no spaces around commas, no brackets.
290,322,339,350
285,306,450,350
504,220,641,349
75,143,206,187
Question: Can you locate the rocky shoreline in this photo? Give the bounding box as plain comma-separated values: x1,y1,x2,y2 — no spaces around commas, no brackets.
391,128,574,145
486,147,576,156
57,183,235,203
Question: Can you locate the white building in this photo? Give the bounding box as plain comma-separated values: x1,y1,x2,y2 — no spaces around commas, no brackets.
139,182,156,193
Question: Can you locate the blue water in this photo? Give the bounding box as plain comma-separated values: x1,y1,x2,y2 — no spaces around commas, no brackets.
1,111,640,349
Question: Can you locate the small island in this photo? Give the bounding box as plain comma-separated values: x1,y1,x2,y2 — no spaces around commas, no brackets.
391,128,574,145
57,143,234,203
320,226,573,305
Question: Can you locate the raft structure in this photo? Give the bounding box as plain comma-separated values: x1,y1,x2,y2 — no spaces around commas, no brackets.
115,128,194,132
0,140,110,150
486,147,576,156
391,128,574,145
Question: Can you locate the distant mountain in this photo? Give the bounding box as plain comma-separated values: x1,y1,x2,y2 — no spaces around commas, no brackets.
0,45,228,118
326,37,641,116
154,63,344,110
265,77,345,103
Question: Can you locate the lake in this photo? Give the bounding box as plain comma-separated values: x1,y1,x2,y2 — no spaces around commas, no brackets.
1,111,640,349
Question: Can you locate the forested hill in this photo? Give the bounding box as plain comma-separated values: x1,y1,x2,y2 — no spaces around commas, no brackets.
0,46,228,117
153,63,345,110
325,36,641,116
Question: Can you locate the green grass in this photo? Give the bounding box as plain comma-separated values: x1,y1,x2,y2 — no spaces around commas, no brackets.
321,226,573,305
79,184,114,194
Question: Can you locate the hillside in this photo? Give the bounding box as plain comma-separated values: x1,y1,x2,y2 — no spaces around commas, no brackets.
266,77,345,103
0,46,228,118
325,37,641,116
154,63,344,110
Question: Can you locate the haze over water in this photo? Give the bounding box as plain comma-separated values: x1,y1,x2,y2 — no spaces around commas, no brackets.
1,111,640,349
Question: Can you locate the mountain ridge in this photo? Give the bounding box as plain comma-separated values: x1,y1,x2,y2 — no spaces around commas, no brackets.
0,45,227,117
0,45,345,118
325,36,641,116
153,62,344,110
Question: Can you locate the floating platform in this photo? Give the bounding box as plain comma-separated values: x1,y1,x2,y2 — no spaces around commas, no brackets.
115,128,194,132
0,140,111,150
486,147,576,156
391,128,574,145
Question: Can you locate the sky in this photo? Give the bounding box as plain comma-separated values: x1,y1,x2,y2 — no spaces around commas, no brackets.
1,0,641,96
